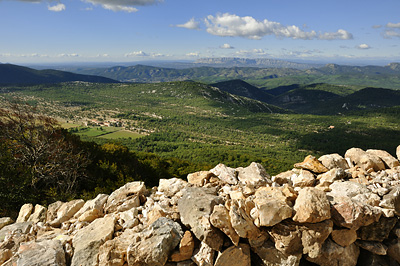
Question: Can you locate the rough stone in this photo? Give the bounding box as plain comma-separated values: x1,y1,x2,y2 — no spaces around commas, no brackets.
187,171,215,186
306,239,360,266
252,187,294,227
292,169,315,188
98,228,135,266
294,155,328,174
345,147,385,172
105,181,147,213
397,145,400,160
300,220,333,258
170,231,195,262
158,178,188,197
250,239,302,266
46,201,64,223
17,239,66,266
388,239,400,264
0,217,13,231
28,204,47,223
327,181,370,200
269,221,302,255
357,216,397,241
210,204,240,246
330,196,382,230
77,208,101,223
71,215,115,266
272,170,295,185
73,193,108,219
127,217,183,266
331,229,357,247
229,199,261,240
367,149,400,169
236,162,271,188
214,244,251,266
49,199,85,227
358,249,394,266
379,186,400,215
178,187,224,251
192,242,215,266
210,163,238,185
292,187,331,223
316,168,346,188
16,203,34,223
318,153,349,170
0,222,33,242
355,240,387,255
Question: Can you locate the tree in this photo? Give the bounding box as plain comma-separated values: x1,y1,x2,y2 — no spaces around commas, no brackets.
0,101,90,215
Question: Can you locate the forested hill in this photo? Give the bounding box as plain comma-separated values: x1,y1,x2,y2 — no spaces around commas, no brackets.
0,63,118,84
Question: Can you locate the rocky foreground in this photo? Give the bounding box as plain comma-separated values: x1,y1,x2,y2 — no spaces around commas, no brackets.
1,146,400,266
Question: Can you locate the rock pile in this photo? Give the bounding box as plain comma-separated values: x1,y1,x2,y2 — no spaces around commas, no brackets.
1,146,400,266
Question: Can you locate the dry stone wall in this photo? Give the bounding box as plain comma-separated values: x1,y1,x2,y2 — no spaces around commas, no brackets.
1,145,400,266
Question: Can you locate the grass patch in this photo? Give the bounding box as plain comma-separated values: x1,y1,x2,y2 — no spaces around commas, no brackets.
99,130,143,139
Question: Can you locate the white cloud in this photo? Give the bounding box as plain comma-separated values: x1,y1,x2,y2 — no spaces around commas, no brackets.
202,13,352,40
372,25,382,29
84,0,162,12
220,43,234,49
235,48,268,57
384,30,400,38
176,18,200,30
386,22,400,28
125,51,164,57
356,44,371,49
317,29,353,40
186,52,200,57
48,3,65,12
57,53,80,57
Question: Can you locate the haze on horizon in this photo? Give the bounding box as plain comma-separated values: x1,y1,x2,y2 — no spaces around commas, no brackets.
1,0,400,66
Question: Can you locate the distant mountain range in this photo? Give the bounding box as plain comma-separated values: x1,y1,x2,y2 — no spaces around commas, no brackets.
0,63,117,84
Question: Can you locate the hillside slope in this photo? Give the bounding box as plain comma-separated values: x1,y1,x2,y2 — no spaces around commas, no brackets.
0,63,118,84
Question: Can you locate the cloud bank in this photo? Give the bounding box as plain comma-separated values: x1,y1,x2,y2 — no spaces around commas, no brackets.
180,13,353,41
176,18,200,30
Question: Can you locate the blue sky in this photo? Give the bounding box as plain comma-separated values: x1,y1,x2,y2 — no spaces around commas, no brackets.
1,0,400,65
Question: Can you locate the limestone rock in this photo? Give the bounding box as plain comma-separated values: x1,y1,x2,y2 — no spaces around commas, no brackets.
292,169,315,188
272,170,295,185
316,168,346,188
178,187,224,251
367,149,400,169
229,199,261,240
331,229,357,247
379,186,400,214
17,239,66,266
170,231,195,262
357,216,397,242
251,239,302,266
127,217,183,266
292,187,331,223
397,145,400,160
210,204,240,246
158,178,188,197
330,196,382,230
46,201,64,223
236,162,271,188
73,193,108,219
327,181,370,200
306,239,360,266
214,244,251,266
345,147,385,172
28,204,47,223
294,155,328,174
0,217,13,231
16,203,33,223
252,187,294,227
192,242,215,266
358,249,394,266
49,199,85,227
300,220,333,258
105,181,147,213
77,208,101,223
71,215,115,266
98,228,135,266
355,240,387,255
269,221,302,255
187,171,214,186
210,163,238,185
318,153,349,170
0,222,33,242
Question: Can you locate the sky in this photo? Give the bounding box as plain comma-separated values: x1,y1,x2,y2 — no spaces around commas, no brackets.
1,0,400,65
